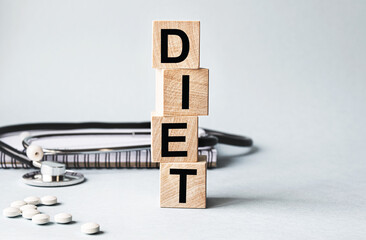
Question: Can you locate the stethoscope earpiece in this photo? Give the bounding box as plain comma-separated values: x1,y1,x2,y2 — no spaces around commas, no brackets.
26,144,44,162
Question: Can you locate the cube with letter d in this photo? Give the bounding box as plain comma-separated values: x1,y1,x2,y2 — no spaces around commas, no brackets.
152,21,200,69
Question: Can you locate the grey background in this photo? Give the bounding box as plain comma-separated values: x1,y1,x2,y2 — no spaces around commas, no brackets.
1,0,366,239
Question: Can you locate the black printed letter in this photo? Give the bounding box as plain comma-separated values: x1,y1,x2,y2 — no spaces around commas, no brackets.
182,75,189,109
161,29,190,63
170,169,197,203
161,123,187,157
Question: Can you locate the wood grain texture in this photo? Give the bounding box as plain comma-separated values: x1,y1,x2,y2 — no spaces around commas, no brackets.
160,156,207,208
151,113,198,163
152,21,200,69
155,68,209,116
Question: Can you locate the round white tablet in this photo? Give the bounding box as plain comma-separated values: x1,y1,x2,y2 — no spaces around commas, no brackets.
81,222,100,234
41,195,57,205
20,204,37,212
54,213,72,224
22,209,40,219
3,207,21,217
24,196,41,205
32,214,50,225
10,200,27,209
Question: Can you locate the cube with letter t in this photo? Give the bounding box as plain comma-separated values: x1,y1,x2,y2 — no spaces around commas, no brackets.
160,156,207,208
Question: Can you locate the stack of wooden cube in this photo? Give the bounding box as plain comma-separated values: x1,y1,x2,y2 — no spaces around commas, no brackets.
151,21,209,208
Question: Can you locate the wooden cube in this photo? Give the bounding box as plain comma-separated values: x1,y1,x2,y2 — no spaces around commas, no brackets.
152,21,200,69
160,156,207,208
155,68,209,116
151,114,198,163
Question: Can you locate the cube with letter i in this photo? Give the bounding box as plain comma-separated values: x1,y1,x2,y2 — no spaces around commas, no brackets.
155,68,209,116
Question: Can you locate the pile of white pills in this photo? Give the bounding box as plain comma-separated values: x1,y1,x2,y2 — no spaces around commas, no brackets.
3,195,100,234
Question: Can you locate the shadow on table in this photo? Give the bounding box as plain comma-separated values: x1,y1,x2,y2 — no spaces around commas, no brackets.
207,197,246,208
207,196,277,208
216,146,259,168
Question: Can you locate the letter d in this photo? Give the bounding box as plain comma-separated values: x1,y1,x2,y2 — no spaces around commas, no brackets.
161,29,190,63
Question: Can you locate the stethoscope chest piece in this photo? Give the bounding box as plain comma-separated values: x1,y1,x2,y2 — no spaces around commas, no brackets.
22,161,85,187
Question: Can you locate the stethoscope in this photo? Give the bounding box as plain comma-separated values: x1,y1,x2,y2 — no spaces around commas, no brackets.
0,122,253,187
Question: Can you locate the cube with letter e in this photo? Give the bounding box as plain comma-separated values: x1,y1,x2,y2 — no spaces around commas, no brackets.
151,115,198,163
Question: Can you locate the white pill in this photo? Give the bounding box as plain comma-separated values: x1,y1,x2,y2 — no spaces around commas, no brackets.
22,209,40,219
81,222,100,234
24,196,41,205
3,207,21,217
11,200,27,209
32,214,50,225
41,195,57,205
54,213,72,224
20,204,37,212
